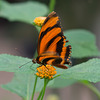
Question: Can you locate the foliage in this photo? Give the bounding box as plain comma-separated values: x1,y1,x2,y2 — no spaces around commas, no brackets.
1,55,100,99
0,54,36,73
61,58,100,83
2,73,44,99
65,29,100,58
0,0,48,24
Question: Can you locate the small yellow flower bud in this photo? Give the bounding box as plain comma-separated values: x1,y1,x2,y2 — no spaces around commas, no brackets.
34,17,46,26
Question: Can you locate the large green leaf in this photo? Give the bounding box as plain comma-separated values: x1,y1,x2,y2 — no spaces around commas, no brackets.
61,58,100,83
0,54,38,73
64,29,100,58
0,1,48,24
1,73,75,98
48,67,77,88
1,73,44,99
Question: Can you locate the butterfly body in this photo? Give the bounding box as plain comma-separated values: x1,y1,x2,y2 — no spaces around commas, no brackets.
33,11,71,69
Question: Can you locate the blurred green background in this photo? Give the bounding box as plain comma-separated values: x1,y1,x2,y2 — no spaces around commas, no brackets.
0,0,100,100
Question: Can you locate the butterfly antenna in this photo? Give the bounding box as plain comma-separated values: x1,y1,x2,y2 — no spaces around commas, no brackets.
19,61,32,68
30,63,35,71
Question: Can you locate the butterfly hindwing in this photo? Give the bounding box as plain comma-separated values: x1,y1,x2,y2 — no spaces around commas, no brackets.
36,52,68,69
35,11,71,69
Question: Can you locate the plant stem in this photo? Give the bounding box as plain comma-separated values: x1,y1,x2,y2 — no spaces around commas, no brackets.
37,88,43,100
31,76,38,100
49,0,56,13
41,79,49,100
80,80,100,99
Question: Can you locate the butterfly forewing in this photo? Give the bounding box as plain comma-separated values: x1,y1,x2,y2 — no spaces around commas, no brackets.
37,12,60,55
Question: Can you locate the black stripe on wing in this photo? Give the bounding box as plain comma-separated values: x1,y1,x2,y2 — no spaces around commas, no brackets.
39,21,61,46
42,57,62,65
56,36,66,55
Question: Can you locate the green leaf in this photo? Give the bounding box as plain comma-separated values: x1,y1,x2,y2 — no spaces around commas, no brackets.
47,67,77,88
48,76,77,88
61,58,100,83
64,29,100,58
1,73,44,99
0,1,48,24
1,72,75,98
1,72,54,99
0,54,39,73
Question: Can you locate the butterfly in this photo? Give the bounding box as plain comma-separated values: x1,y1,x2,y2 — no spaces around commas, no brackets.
32,11,71,69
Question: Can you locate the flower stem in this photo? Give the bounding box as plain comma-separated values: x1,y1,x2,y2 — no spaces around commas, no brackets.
80,80,100,99
49,0,56,13
41,79,49,100
31,76,38,100
37,88,43,100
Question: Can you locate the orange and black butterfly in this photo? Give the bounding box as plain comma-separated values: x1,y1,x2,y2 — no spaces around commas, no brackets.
33,11,71,69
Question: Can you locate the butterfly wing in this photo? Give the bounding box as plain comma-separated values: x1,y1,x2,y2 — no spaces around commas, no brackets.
36,11,71,69
37,11,60,55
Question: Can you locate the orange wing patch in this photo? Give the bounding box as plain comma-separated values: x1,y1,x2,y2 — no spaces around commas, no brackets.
39,28,61,54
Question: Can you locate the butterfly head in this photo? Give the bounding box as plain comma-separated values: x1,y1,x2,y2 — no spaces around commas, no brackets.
32,59,37,63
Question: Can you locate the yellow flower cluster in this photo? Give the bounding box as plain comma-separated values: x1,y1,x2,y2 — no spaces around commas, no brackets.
34,17,46,26
36,65,57,79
